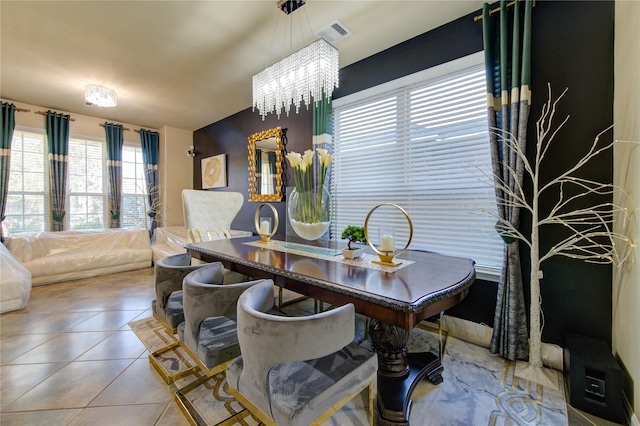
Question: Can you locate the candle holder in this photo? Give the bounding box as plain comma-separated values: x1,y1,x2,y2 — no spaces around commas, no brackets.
364,204,413,266
254,203,279,243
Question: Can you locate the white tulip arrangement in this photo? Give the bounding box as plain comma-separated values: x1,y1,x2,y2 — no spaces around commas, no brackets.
285,148,334,224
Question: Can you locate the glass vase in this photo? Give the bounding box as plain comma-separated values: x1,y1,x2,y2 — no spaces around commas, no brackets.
287,184,331,240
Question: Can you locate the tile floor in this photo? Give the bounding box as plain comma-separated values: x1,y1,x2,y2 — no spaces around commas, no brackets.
0,267,627,425
1,267,189,426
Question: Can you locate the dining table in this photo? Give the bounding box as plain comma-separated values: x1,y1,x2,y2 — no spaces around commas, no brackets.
186,236,476,425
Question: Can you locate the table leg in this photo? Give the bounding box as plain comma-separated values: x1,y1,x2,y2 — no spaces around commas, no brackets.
369,319,444,425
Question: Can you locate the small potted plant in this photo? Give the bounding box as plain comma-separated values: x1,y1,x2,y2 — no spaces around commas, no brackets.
341,225,367,259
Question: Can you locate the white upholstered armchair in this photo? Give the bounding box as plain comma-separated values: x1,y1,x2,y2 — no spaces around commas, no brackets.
182,189,246,244
181,189,251,282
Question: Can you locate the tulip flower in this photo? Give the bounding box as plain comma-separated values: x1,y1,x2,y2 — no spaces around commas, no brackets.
285,148,334,224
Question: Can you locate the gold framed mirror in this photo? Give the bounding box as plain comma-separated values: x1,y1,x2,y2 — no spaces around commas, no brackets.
248,126,284,202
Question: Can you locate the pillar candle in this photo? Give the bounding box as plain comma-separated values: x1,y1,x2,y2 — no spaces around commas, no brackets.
379,234,394,251
260,220,270,235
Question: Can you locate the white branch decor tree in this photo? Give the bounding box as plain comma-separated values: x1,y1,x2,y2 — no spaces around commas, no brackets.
489,85,635,387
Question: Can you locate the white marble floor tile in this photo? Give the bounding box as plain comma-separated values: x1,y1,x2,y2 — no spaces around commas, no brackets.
0,332,58,363
89,358,174,406
67,403,168,426
76,330,147,360
4,359,134,411
0,362,68,409
0,408,81,425
69,310,147,332
8,331,113,364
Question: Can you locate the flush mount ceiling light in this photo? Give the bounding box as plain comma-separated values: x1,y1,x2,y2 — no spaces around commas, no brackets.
252,0,340,120
85,84,117,108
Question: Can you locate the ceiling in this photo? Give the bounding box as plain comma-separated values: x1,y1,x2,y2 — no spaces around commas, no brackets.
1,1,485,131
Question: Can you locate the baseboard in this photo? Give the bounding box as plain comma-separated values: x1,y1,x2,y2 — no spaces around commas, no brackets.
617,353,636,426
624,392,639,426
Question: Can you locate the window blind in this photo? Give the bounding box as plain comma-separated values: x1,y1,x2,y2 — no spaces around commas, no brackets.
331,55,503,276
121,145,148,229
6,130,47,234
68,138,105,230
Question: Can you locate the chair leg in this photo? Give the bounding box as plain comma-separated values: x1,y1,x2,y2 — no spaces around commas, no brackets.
309,374,377,426
277,286,308,308
226,384,278,426
368,377,377,426
174,359,237,426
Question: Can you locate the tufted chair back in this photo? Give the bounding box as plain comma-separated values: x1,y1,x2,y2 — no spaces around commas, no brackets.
182,190,244,244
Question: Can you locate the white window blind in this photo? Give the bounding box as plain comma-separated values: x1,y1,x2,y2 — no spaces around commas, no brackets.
331,53,503,276
6,130,48,235
68,138,106,230
121,145,148,229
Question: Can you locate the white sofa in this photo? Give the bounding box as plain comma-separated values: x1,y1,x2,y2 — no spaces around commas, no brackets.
151,225,252,264
1,242,31,313
5,228,152,286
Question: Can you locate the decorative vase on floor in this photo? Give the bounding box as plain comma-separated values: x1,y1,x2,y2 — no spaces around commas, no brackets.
287,184,331,240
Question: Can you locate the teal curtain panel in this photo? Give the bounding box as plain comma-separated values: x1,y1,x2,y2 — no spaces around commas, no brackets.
140,128,159,235
1,102,16,241
482,0,533,361
46,110,71,231
104,122,124,228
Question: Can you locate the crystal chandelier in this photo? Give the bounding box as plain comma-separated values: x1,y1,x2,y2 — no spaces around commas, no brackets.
85,85,117,108
252,1,339,119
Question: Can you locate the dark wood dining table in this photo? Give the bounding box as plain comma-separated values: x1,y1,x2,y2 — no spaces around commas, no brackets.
186,236,476,425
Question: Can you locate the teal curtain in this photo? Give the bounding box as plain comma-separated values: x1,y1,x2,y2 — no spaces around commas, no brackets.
312,90,333,184
1,102,16,241
255,148,262,191
313,91,332,145
268,151,277,174
46,110,71,231
140,128,159,235
483,0,532,361
104,123,123,228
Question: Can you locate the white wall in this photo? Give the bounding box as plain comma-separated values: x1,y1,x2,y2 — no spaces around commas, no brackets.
158,125,193,226
613,0,640,421
3,99,193,228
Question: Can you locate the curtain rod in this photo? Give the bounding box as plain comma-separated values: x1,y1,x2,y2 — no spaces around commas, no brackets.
15,107,31,113
473,1,535,22
99,123,137,132
35,110,76,121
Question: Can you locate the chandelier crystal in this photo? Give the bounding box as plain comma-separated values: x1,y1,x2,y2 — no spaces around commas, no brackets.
252,38,339,120
85,85,117,108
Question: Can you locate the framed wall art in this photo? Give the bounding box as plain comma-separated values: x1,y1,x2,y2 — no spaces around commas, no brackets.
201,154,227,189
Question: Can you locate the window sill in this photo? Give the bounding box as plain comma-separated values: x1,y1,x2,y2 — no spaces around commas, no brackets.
474,265,501,283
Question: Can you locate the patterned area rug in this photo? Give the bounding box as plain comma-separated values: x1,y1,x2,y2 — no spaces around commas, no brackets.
130,303,568,426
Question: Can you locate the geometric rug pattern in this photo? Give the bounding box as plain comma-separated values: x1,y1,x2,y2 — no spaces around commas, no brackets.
130,303,568,426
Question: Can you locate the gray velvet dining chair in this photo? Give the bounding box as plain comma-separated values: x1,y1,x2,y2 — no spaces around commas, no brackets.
149,257,225,384
177,264,266,377
226,280,378,426
152,252,211,333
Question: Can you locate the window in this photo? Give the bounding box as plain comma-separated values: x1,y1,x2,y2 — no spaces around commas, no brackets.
5,131,149,236
68,138,106,230
331,52,503,277
5,130,47,235
121,145,148,229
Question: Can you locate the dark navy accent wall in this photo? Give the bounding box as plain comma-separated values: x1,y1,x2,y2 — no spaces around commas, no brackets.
192,1,615,347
